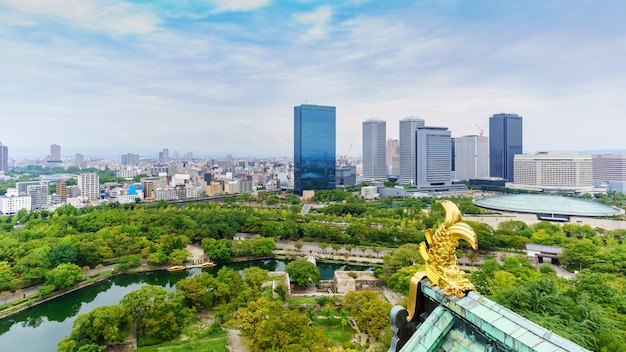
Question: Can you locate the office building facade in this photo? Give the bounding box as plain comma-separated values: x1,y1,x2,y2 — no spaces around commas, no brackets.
415,127,453,189
386,138,399,176
0,142,7,172
50,144,61,161
27,184,49,211
122,153,140,166
399,117,425,185
75,154,85,169
489,113,522,181
294,104,336,195
362,118,387,180
592,154,626,193
454,135,489,181
509,153,593,193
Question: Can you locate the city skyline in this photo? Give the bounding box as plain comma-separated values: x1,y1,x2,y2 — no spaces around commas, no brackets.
1,1,625,157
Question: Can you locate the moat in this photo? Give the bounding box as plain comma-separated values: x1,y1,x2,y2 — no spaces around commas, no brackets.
0,259,374,352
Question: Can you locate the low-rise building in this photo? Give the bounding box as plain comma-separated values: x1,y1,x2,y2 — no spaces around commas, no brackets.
0,188,31,214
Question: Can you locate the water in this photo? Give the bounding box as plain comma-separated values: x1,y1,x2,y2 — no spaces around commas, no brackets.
0,259,374,352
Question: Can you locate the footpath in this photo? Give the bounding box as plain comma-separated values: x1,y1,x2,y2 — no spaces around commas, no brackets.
2,264,117,307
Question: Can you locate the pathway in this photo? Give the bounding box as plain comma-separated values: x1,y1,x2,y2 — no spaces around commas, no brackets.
2,264,116,305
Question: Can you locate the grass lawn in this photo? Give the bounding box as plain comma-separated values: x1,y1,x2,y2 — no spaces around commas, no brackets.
287,295,342,305
135,336,229,352
315,317,355,344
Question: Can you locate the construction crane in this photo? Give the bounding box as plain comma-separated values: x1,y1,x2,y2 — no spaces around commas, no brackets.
338,144,353,166
475,124,484,137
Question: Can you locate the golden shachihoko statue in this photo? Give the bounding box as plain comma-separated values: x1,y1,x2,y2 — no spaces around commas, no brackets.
418,200,478,297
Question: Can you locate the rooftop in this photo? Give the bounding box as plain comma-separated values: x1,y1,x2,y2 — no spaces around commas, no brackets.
474,194,623,217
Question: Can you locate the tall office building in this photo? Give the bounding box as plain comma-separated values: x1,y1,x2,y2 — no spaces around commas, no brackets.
78,173,100,201
415,126,452,189
362,118,387,180
399,117,425,185
50,144,61,161
0,142,7,172
386,138,399,175
294,104,336,195
454,135,490,181
489,113,523,181
75,154,86,169
592,154,626,193
122,153,140,166
159,148,169,161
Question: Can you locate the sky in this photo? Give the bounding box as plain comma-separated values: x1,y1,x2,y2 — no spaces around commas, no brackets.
1,0,625,159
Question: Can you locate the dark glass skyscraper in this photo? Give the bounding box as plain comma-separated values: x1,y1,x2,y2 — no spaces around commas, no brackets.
294,104,336,195
489,113,523,181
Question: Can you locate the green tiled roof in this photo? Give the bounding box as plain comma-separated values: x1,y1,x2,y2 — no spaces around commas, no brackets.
393,279,590,352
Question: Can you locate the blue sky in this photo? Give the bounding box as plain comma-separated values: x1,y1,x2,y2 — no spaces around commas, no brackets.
1,0,625,158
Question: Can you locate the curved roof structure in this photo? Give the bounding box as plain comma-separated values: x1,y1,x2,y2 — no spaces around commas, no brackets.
474,194,623,217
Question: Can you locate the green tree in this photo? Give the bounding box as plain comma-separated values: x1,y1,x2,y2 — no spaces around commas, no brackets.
559,239,602,271
50,242,78,267
243,267,269,291
201,238,232,263
285,260,320,288
381,243,423,276
236,297,332,351
59,305,126,351
46,263,82,289
15,245,52,281
342,290,392,339
176,272,215,309
0,261,17,290
115,254,142,271
72,241,102,268
120,285,193,339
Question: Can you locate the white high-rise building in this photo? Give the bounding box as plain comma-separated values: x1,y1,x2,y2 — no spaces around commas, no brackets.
454,135,489,181
415,127,452,189
399,117,425,185
362,118,387,180
78,173,100,200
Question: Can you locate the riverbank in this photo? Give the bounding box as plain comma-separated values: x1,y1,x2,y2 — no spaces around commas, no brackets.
0,249,383,321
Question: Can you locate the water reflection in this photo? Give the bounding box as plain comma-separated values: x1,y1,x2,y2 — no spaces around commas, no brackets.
0,259,374,352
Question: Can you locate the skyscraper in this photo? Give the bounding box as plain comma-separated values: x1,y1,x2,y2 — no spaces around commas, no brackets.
399,117,425,185
0,142,8,173
122,153,140,166
362,118,387,180
75,153,85,169
386,138,399,175
454,135,490,181
415,126,452,189
294,104,336,195
50,144,61,161
489,113,523,181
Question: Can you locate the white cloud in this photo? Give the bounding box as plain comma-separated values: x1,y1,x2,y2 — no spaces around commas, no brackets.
293,5,332,39
0,0,157,34
210,0,271,13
